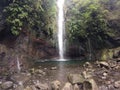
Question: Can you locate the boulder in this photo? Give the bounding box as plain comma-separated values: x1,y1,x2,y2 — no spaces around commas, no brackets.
73,84,79,90
62,82,72,90
1,81,13,89
51,80,61,90
68,74,85,84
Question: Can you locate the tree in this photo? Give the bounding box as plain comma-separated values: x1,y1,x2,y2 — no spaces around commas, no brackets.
3,0,43,35
66,0,108,48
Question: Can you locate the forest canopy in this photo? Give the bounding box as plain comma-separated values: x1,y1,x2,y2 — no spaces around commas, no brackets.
0,0,57,39
65,0,120,48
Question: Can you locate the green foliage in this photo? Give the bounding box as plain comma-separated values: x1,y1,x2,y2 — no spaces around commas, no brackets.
40,0,57,38
3,0,43,35
66,0,108,45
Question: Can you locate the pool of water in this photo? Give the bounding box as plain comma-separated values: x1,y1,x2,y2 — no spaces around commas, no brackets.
33,59,90,84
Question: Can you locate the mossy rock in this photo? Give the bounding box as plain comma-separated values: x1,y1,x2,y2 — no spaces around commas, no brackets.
100,47,120,60
101,49,113,60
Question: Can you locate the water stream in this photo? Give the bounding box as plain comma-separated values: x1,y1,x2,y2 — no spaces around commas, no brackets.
17,57,21,73
57,0,65,60
88,38,92,60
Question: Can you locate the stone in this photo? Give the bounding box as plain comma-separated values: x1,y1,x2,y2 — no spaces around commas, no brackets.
62,82,72,90
114,80,120,88
84,79,99,90
35,69,46,75
99,61,109,69
68,74,85,84
51,80,61,90
101,76,107,80
73,84,79,90
103,72,108,77
35,82,49,90
1,81,13,89
51,67,57,70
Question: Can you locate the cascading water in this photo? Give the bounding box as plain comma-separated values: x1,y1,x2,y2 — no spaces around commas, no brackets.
17,57,21,73
57,0,65,60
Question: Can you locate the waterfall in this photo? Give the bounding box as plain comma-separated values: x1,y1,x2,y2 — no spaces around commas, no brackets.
57,0,65,60
17,57,21,73
88,38,92,60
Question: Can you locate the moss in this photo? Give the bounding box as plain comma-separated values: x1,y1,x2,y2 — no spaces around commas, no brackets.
101,49,113,60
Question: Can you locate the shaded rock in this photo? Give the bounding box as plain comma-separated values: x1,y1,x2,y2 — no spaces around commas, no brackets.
35,82,49,90
108,60,117,68
83,81,92,90
73,84,79,90
99,61,109,69
116,58,120,62
113,49,120,58
84,79,98,90
62,82,72,90
68,74,85,84
83,62,93,69
51,80,61,90
1,81,13,89
114,80,120,88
